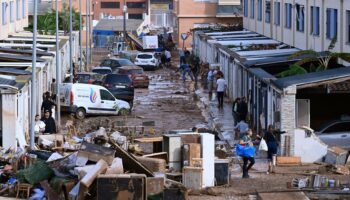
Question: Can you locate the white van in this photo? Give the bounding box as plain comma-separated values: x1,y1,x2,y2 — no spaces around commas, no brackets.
60,83,130,119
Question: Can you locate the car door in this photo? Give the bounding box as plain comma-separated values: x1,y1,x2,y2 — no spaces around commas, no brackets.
319,122,350,149
99,89,118,114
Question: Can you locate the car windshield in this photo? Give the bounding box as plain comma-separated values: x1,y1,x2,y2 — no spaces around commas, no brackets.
92,69,111,74
105,74,132,84
137,54,153,59
117,59,134,66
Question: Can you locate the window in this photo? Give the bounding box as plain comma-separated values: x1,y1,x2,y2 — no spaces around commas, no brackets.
326,8,338,39
257,0,262,21
250,0,254,18
347,11,350,43
128,13,143,19
310,6,320,36
100,90,115,101
22,0,25,18
265,1,271,23
2,2,7,25
10,1,14,22
296,4,304,32
243,0,248,17
285,3,292,29
274,2,280,25
126,2,145,8
16,0,20,20
100,2,120,9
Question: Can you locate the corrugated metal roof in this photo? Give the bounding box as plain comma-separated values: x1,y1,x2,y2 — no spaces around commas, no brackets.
94,19,143,31
273,67,350,89
248,68,276,80
0,68,32,75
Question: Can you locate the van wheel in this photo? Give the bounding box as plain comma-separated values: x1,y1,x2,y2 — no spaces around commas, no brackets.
119,108,130,116
75,108,86,119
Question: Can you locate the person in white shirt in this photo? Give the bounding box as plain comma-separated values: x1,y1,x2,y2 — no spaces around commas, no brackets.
164,49,171,67
216,74,226,108
34,114,46,142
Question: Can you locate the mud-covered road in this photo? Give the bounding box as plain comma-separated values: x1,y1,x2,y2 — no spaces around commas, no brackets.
61,68,205,136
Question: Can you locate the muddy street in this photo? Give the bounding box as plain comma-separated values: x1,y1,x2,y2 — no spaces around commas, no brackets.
61,68,205,136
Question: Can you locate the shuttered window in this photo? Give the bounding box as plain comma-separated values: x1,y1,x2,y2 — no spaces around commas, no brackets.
285,3,292,29
326,8,338,39
274,2,280,25
310,6,320,36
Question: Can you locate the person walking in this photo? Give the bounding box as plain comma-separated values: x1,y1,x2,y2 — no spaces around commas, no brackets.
216,74,226,109
207,69,214,100
239,97,248,121
41,91,56,116
235,119,249,139
179,48,186,64
164,49,171,67
240,129,256,178
232,98,241,125
178,63,194,82
191,56,200,85
41,110,57,134
264,125,279,172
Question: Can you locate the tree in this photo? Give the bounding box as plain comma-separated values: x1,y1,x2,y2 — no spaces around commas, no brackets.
288,37,350,71
27,4,81,35
278,64,308,78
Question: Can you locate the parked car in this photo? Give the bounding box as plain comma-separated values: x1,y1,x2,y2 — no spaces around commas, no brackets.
76,72,104,85
91,66,112,74
315,120,350,150
99,57,136,72
115,66,149,88
59,83,130,119
102,74,134,104
134,52,160,71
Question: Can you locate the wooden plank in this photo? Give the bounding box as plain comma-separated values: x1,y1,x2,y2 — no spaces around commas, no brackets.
181,134,201,144
146,177,164,198
277,156,301,166
134,137,163,143
182,143,201,167
80,159,108,188
108,140,154,177
258,192,309,200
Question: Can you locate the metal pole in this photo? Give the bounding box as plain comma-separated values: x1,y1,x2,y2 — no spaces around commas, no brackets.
88,0,92,64
86,0,89,67
30,0,38,149
69,0,73,82
55,0,61,128
123,0,126,42
79,0,82,71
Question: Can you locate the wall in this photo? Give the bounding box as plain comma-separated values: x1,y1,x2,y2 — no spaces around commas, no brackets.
2,94,17,149
0,0,28,39
92,0,147,20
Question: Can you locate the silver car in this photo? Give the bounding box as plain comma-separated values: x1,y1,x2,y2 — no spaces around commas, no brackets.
315,120,350,150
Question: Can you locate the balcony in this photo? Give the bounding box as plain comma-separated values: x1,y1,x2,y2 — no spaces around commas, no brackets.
216,4,242,17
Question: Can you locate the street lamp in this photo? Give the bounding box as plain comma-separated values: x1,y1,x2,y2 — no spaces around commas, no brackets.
123,1,128,42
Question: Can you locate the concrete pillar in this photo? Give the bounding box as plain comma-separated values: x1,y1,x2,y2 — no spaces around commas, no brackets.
280,85,296,156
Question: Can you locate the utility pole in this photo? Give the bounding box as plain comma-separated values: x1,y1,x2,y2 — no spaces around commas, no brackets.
123,0,127,42
55,0,61,128
69,0,73,82
79,0,82,71
30,0,38,149
86,0,89,67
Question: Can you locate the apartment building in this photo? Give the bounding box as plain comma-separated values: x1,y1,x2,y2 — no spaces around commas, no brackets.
173,0,242,48
93,0,147,20
0,0,28,39
149,0,173,27
243,0,350,53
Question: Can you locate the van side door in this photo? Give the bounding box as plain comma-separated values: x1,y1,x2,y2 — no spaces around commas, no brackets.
100,89,117,114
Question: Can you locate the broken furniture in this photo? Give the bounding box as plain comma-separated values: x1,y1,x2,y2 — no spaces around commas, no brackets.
183,167,203,190
163,134,182,171
325,146,348,165
214,159,230,186
77,142,116,166
134,137,163,153
146,177,164,200
16,183,32,199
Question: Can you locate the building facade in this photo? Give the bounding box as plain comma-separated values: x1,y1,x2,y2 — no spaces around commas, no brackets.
243,0,350,53
149,0,173,27
0,0,28,39
93,0,147,20
173,0,242,48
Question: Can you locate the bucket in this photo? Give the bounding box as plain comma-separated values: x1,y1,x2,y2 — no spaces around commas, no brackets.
329,180,335,188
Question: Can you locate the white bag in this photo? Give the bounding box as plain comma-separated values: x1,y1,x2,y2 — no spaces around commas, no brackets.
259,138,268,151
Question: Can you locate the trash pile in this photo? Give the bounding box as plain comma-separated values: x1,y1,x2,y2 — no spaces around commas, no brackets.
0,121,225,199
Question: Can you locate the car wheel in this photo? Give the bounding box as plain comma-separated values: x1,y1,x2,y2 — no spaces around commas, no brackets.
119,108,130,116
75,108,86,119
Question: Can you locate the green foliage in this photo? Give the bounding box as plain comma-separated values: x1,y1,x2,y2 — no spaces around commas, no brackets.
28,4,82,35
281,37,350,77
278,64,308,78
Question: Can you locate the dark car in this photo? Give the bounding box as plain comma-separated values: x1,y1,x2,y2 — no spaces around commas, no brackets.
99,57,136,72
115,66,149,88
102,74,134,104
76,72,104,85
